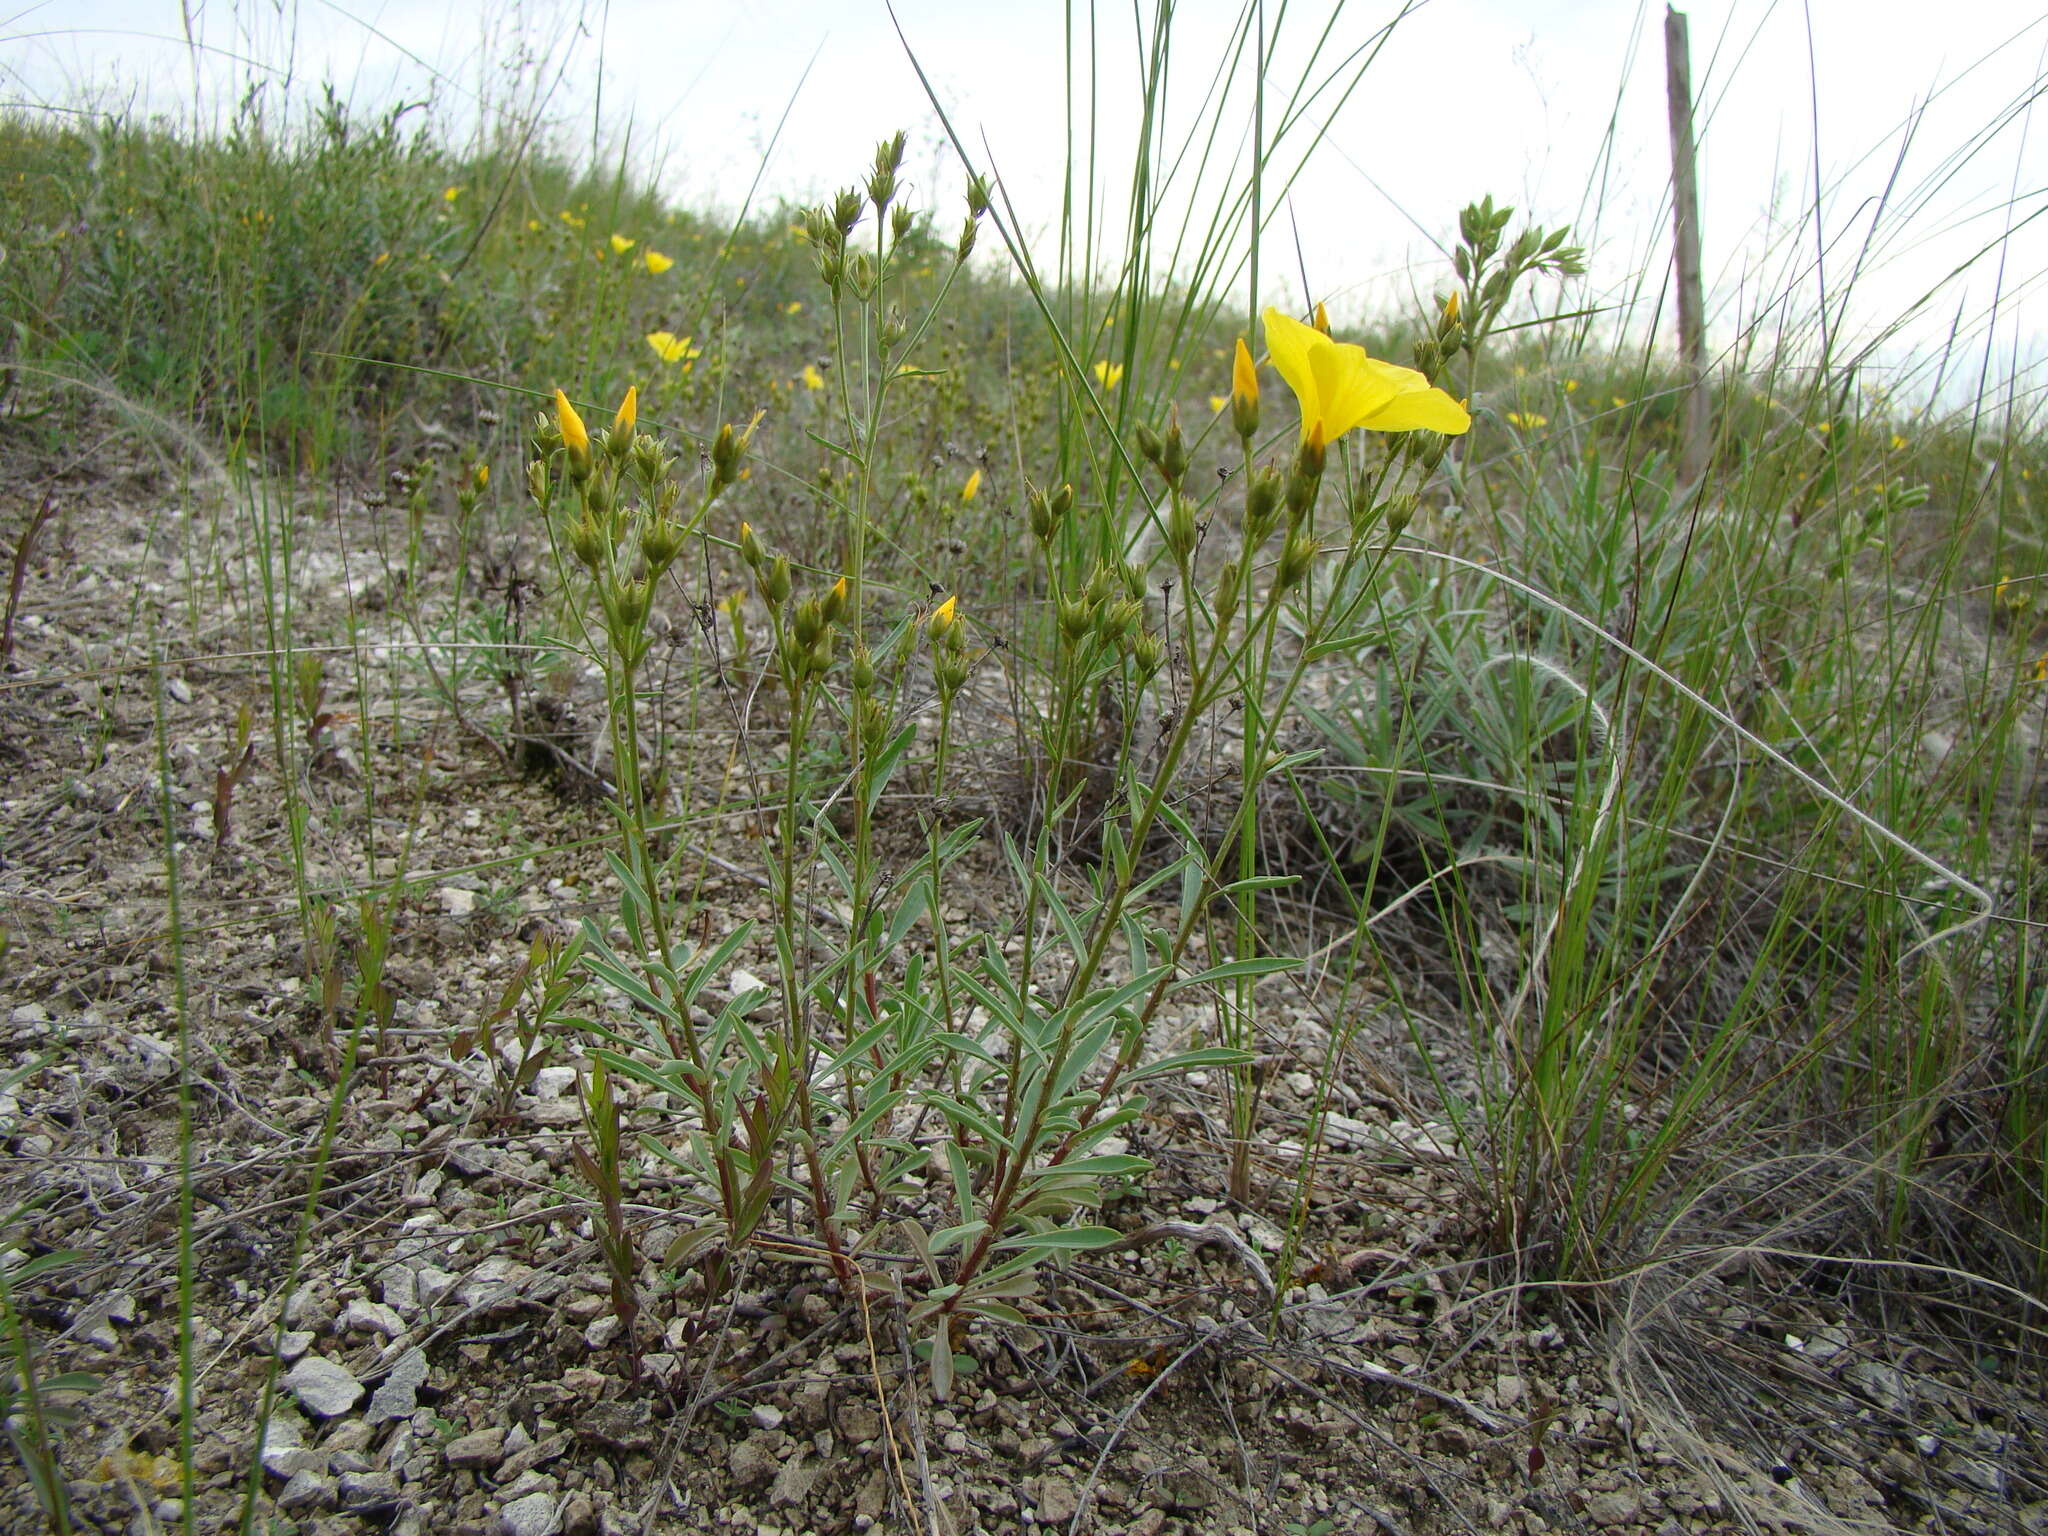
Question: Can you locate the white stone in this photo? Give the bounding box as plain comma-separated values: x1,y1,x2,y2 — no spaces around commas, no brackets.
343,1298,406,1338
531,1067,579,1101
283,1356,363,1419
498,1491,561,1536
439,887,477,916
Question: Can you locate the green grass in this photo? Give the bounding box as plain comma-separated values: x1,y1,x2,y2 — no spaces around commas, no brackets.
2,5,2046,1529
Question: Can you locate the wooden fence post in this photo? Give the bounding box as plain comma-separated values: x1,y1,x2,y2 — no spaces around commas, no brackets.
1665,5,1711,486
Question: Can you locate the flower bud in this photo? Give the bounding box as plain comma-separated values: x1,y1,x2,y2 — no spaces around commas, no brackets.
1312,301,1332,337
833,187,865,236
821,575,849,627
1231,337,1259,441
1098,596,1143,644
762,553,793,607
1028,485,1058,544
965,174,991,219
1244,468,1282,541
554,389,591,480
738,521,766,569
640,516,685,573
1383,494,1416,541
1084,563,1115,608
632,433,666,483
851,646,878,693
792,598,826,650
711,423,743,492
611,386,638,445
610,574,651,631
1057,596,1093,643
1166,496,1198,565
582,475,613,518
1134,423,1164,470
566,513,606,572
927,594,958,645
1161,416,1188,487
1133,631,1165,679
890,203,913,245
526,458,549,504
1276,528,1318,591
1214,560,1241,627
956,216,979,264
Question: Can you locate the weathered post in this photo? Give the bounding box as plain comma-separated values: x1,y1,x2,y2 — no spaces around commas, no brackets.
1665,5,1711,486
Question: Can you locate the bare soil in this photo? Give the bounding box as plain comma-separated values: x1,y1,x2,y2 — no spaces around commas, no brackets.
3,446,2045,1536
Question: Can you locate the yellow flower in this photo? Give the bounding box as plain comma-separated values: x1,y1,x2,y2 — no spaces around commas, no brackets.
1612,396,1627,409
442,185,462,203
961,468,982,503
371,251,390,268
613,386,637,437
2034,653,2048,684
560,210,586,230
928,594,958,642
784,300,804,316
526,218,541,232
1890,433,1907,452
554,389,589,462
1563,378,1579,394
1092,360,1124,389
1209,394,1228,414
1505,412,1548,430
610,233,636,254
799,363,824,391
1262,307,1469,441
645,331,701,365
643,248,674,275
1441,291,1460,324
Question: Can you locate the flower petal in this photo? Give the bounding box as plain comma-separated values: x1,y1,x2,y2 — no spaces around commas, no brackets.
1262,308,1322,430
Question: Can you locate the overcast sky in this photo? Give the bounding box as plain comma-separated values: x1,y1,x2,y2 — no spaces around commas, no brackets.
7,1,2046,403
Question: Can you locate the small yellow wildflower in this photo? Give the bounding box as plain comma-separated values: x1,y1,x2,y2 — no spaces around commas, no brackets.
784,300,804,316
1891,434,1907,452
1441,291,1460,323
442,185,462,203
1505,412,1548,430
643,248,674,275
554,389,589,465
1209,394,1228,414
371,251,390,268
610,233,636,254
1612,396,1627,410
1563,379,1579,394
560,210,586,230
1093,360,1125,390
2034,653,2048,684
526,219,541,232
1262,308,1469,441
800,363,824,391
961,469,982,503
645,331,701,365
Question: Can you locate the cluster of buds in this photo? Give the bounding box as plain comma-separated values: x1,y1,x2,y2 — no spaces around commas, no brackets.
456,460,489,520
1026,480,1074,546
738,520,841,684
957,173,990,265
1411,289,1465,384
1056,559,1159,676
535,386,734,670
798,187,867,297
1134,414,1189,493
928,595,971,703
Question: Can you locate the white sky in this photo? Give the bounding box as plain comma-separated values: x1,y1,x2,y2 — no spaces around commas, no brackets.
7,1,2047,405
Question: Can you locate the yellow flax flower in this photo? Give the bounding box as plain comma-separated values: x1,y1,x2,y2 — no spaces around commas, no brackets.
560,210,586,230
961,468,982,503
784,300,804,316
1505,412,1547,430
645,331,701,365
799,363,824,391
1209,394,1228,414
442,185,462,203
1092,360,1124,390
554,390,589,464
610,233,636,254
643,248,674,275
1262,308,1469,441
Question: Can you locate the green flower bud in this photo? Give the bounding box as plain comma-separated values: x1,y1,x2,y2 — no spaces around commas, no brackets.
1084,563,1115,608
890,203,913,244
956,215,979,264
527,458,549,505
1167,496,1198,565
610,574,652,632
1245,468,1282,542
640,516,685,573
1161,415,1188,487
1134,423,1164,469
566,514,606,573
1099,596,1143,644
582,474,612,518
763,553,793,607
1384,495,1416,541
1276,528,1318,591
738,521,767,569
1214,559,1241,627
1048,483,1075,521
851,647,878,693
1058,596,1093,643
792,598,826,650
1133,631,1165,679
632,433,666,483
820,576,849,627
